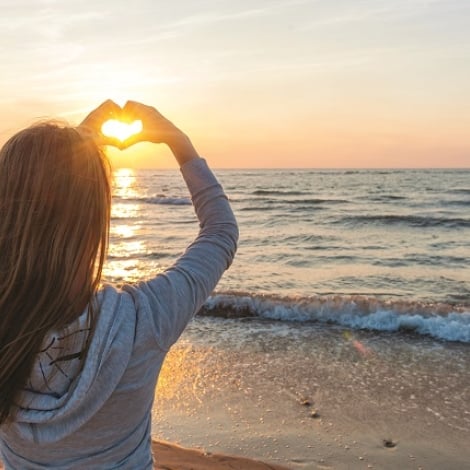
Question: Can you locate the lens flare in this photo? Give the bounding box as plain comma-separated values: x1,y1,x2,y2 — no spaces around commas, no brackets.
343,331,373,357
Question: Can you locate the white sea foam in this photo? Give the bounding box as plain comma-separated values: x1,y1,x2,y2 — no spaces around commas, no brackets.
202,294,470,343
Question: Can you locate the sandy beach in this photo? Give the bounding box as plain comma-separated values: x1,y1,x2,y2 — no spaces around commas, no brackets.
150,317,470,470
151,440,289,469
2,319,468,469
0,441,288,470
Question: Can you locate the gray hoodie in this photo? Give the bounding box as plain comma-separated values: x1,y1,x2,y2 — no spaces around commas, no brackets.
0,158,238,469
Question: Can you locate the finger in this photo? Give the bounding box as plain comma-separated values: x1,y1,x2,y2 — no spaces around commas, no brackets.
95,99,122,116
123,100,146,121
120,132,145,149
124,100,165,121
93,100,122,125
76,126,122,149
81,100,122,129
123,100,148,113
84,100,119,123
100,135,123,148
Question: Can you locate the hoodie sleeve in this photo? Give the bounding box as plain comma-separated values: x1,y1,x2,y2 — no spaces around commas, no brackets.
123,158,238,352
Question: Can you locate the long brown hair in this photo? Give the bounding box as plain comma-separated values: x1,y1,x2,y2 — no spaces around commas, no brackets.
0,123,111,424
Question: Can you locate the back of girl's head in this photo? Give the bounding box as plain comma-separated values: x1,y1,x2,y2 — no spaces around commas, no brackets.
0,123,111,424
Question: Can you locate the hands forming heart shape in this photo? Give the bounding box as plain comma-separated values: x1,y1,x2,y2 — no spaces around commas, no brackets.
79,100,199,166
79,100,174,150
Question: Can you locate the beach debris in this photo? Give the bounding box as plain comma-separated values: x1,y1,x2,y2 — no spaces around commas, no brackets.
382,438,397,448
300,398,313,407
310,409,320,419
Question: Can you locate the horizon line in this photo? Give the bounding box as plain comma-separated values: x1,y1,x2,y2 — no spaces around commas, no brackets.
115,166,470,171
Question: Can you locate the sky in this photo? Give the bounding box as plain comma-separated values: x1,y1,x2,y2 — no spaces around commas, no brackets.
0,0,469,168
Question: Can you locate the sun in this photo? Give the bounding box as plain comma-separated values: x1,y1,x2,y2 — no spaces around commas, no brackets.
101,119,143,142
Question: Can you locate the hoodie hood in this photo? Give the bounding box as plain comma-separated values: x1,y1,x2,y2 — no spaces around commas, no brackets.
10,285,136,444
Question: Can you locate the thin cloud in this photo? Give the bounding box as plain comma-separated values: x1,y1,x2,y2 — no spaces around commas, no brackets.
300,0,469,29
159,0,315,33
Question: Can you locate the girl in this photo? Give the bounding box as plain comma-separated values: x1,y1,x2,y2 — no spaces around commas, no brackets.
0,100,238,469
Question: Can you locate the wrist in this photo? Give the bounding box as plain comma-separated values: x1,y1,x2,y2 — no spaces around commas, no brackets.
168,131,200,166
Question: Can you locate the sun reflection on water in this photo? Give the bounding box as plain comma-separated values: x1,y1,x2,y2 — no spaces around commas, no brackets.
113,168,138,199
111,203,140,220
108,240,145,258
103,259,141,283
111,224,141,239
106,168,146,282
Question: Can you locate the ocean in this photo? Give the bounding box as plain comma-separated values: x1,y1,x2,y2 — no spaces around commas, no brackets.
107,167,470,466
107,167,470,343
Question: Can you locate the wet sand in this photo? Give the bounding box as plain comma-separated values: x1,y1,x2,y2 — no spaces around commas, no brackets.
151,317,470,469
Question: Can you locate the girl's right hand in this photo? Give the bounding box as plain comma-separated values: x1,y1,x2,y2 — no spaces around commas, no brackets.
122,101,200,166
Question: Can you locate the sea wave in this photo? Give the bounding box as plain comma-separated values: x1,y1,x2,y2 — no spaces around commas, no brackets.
253,190,305,196
270,198,349,205
199,293,470,343
115,195,192,205
442,199,470,207
449,188,470,195
338,214,470,228
252,192,349,205
143,196,191,205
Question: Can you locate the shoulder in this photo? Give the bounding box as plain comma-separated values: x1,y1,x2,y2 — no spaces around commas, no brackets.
98,283,135,310
94,284,138,335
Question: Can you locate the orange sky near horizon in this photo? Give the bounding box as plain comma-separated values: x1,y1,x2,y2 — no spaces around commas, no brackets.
0,1,469,169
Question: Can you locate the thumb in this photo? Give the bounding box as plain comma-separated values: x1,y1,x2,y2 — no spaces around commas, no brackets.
119,132,145,149
100,134,125,149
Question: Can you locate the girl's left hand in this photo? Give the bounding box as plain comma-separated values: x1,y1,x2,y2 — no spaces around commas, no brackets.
78,100,123,147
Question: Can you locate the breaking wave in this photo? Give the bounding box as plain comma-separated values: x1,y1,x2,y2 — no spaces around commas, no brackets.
199,293,470,343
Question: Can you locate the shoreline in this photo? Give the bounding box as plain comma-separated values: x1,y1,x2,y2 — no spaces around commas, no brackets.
1,440,290,470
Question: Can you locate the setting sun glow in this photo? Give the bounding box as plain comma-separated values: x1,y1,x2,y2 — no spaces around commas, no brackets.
1,1,469,168
101,120,143,142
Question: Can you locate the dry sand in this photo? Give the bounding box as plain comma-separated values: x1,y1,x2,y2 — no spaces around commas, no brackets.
0,441,288,470
152,440,289,469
